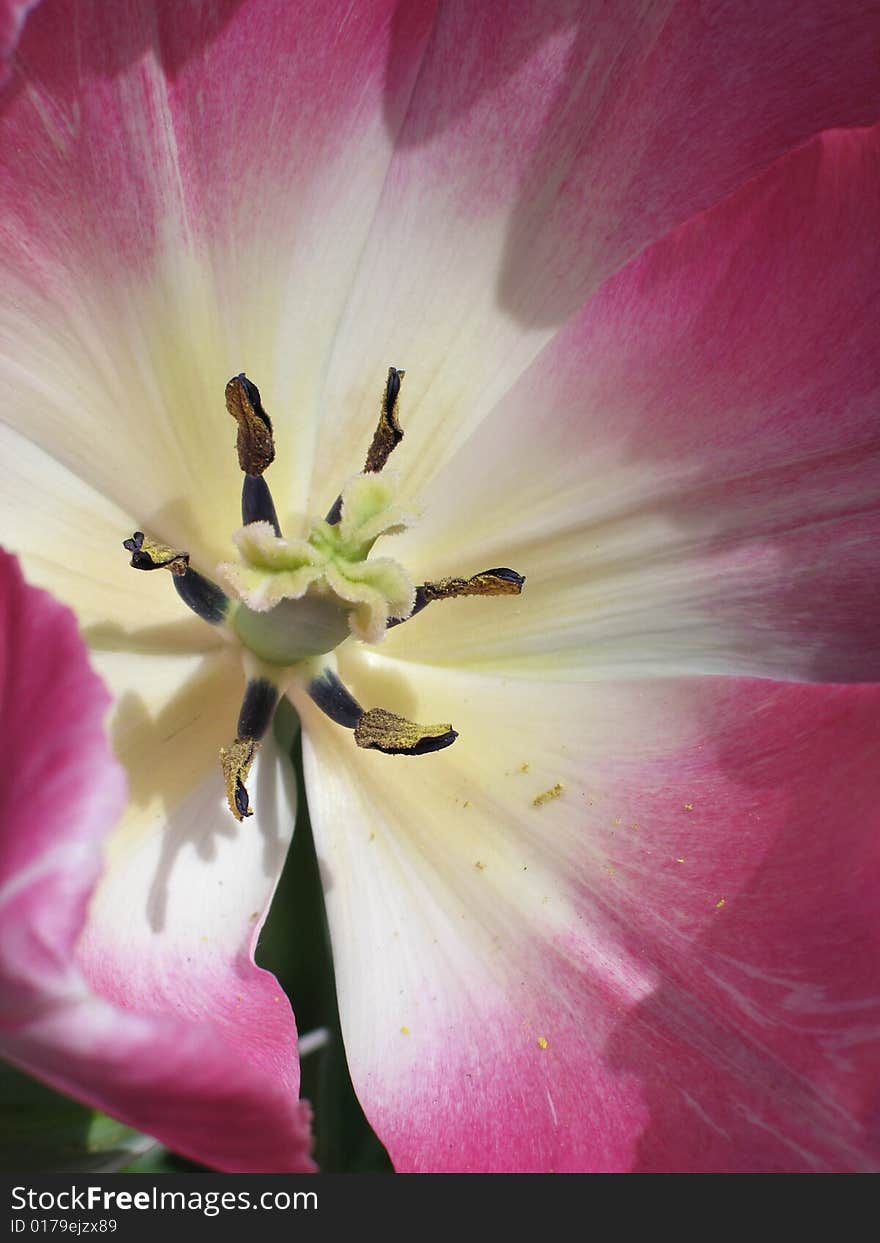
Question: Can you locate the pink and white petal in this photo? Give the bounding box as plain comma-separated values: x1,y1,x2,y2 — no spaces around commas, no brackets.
387,123,880,684
78,643,300,1078
0,548,126,997
312,0,880,500
0,550,312,1172
297,651,880,1172
0,0,435,530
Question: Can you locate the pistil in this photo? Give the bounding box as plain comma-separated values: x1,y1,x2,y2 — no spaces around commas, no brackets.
307,666,457,755
122,367,524,819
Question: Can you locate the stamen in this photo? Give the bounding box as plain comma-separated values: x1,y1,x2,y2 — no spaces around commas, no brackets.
387,567,525,627
123,531,189,576
221,677,281,821
220,736,258,821
422,568,525,600
354,708,458,756
123,367,521,817
226,374,275,476
123,532,229,624
326,367,405,524
364,366,405,473
306,667,457,756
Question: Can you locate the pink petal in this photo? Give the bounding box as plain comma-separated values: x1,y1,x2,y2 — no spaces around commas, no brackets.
0,0,36,86
312,0,880,498
0,550,313,1172
299,652,880,1171
0,0,435,529
389,122,880,683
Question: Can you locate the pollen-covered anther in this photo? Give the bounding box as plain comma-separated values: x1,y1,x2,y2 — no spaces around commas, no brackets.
354,707,458,756
364,366,406,473
422,568,525,601
123,532,189,576
220,736,259,821
226,373,275,476
386,566,525,628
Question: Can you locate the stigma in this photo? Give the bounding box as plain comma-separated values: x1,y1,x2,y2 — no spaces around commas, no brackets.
123,368,524,820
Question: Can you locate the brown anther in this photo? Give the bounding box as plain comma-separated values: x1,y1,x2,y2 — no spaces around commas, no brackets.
354,707,457,756
364,367,405,473
225,374,275,476
123,531,189,576
220,737,259,821
422,568,525,601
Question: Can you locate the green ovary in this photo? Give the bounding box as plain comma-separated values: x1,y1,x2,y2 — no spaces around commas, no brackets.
218,469,416,661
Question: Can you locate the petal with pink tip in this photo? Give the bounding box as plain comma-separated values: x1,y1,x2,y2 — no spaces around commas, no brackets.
297,651,880,1172
313,0,880,501
0,550,313,1172
0,0,435,526
387,123,880,684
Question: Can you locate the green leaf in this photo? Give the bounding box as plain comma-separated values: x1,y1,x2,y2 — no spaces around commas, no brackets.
0,1061,159,1172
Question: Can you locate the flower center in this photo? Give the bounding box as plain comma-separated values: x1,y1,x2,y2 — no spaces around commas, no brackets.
123,368,524,820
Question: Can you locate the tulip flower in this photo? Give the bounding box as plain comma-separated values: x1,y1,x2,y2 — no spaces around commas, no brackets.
1,0,879,1172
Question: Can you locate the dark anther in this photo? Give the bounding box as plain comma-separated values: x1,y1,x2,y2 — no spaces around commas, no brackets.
353,707,457,755
238,375,270,427
123,531,149,566
226,373,276,476
364,366,405,473
481,568,525,587
123,531,189,576
386,567,525,628
307,670,457,756
405,729,459,756
234,780,251,819
326,366,406,524
242,473,282,536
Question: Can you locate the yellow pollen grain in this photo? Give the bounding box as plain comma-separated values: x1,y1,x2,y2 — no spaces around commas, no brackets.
533,782,564,808
400,1026,411,1036
369,832,376,842
474,860,486,871
715,897,726,910
463,799,471,809
518,762,530,773
675,857,685,864
613,817,622,826
683,802,694,812
537,1036,549,1050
